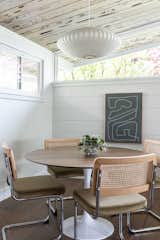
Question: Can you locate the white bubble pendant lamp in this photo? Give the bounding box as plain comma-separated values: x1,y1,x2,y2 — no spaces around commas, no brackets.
57,0,120,59
57,26,120,59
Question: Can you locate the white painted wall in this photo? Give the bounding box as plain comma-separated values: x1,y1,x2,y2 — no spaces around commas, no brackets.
0,25,53,198
1,24,160,201
53,78,160,149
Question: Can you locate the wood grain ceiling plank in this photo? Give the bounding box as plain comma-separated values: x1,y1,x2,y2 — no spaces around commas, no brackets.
0,0,33,12
0,0,84,17
24,4,160,44
48,35,160,53
18,0,159,38
0,0,109,32
4,1,155,47
121,37,160,51
0,0,153,35
37,22,160,52
0,0,159,58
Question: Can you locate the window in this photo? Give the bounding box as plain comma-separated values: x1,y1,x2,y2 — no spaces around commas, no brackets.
57,47,160,81
0,50,18,89
21,57,41,95
0,44,42,96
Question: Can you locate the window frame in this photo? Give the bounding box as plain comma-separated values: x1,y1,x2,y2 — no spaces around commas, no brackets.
0,42,44,101
56,45,160,83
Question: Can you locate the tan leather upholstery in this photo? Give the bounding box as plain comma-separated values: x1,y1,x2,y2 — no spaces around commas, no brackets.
1,145,65,240
48,166,83,178
155,172,160,187
74,155,155,221
45,138,83,178
2,144,65,200
13,175,65,198
155,182,160,188
155,167,160,184
74,189,147,216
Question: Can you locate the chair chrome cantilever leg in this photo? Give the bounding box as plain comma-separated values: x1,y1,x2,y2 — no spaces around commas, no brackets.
127,181,160,234
119,213,125,240
2,198,62,240
127,209,160,234
74,200,78,240
60,196,64,237
46,198,58,216
48,195,73,217
2,215,50,240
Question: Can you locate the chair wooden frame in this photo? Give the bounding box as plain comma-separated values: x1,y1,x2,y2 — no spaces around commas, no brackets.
144,139,160,189
44,138,80,149
127,139,160,234
44,138,83,214
2,145,64,240
44,138,82,179
74,154,156,240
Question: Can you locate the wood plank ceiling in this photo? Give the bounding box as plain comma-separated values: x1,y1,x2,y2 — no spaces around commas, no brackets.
0,0,160,63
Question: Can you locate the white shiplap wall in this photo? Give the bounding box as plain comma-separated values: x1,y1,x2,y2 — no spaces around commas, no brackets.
0,25,53,199
53,78,160,148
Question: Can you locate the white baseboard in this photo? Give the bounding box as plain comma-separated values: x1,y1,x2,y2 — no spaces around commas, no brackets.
0,187,10,201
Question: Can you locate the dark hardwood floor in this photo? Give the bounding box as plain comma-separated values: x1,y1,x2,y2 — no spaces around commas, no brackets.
0,185,160,240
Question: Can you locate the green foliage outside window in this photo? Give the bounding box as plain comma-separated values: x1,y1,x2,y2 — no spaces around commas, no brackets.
58,47,160,81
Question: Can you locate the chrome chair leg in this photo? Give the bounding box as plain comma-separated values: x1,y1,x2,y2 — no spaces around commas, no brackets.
50,196,73,201
51,197,64,239
74,201,78,240
48,196,73,216
2,198,61,240
60,197,64,236
119,213,125,240
46,198,57,216
44,198,52,224
127,181,160,234
2,215,50,240
127,210,160,233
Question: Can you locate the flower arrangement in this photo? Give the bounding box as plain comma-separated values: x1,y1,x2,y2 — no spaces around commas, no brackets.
79,134,107,156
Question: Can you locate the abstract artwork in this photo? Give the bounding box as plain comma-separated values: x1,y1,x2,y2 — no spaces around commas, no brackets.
105,93,142,143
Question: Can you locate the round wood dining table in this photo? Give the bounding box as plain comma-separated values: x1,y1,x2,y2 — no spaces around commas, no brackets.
25,146,145,240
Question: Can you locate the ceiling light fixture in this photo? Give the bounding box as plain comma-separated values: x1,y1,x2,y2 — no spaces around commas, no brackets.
57,0,121,59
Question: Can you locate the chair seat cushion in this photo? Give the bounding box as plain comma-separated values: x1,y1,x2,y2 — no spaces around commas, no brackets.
154,167,160,188
48,166,83,178
74,189,147,217
13,175,65,199
155,176,160,188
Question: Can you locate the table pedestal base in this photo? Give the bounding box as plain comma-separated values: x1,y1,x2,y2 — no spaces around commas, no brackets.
63,213,114,240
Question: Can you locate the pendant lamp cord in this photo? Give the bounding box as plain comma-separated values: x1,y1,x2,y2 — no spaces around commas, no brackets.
88,0,91,26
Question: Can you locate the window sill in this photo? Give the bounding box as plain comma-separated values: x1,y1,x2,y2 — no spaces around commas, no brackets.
0,89,44,102
53,77,160,87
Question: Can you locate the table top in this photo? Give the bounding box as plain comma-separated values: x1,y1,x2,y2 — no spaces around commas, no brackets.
25,146,146,169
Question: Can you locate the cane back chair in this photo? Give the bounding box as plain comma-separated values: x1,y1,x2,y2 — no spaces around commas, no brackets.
73,154,156,240
44,138,83,178
144,139,160,187
2,144,65,240
127,139,160,234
